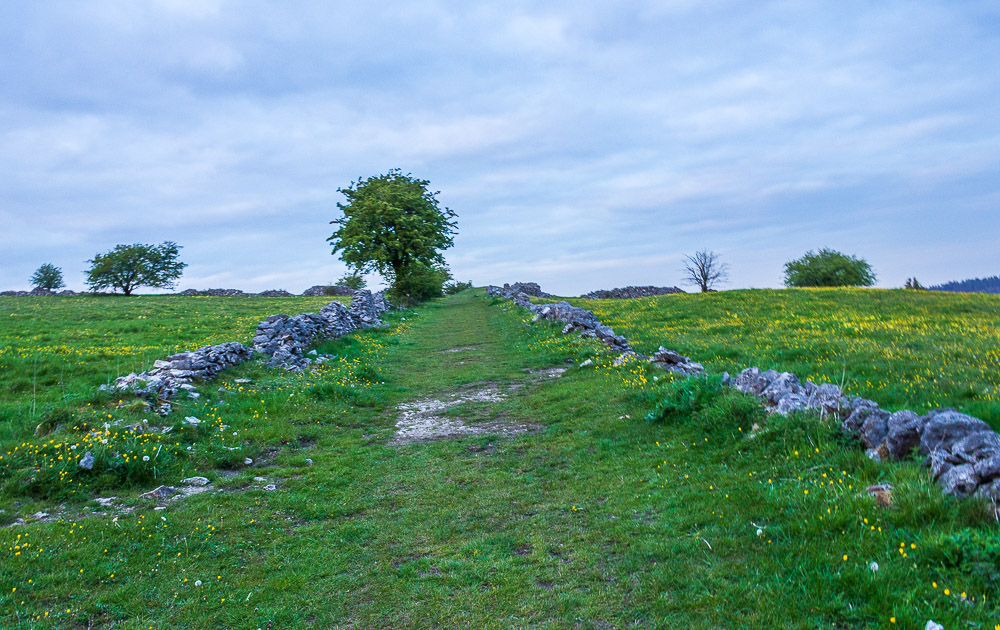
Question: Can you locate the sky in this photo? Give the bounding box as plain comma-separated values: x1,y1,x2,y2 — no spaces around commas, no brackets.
1,1,998,296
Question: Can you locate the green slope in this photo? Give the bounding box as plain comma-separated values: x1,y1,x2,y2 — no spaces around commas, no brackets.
0,291,996,628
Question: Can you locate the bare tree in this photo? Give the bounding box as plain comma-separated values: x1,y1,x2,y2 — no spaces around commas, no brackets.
683,249,729,292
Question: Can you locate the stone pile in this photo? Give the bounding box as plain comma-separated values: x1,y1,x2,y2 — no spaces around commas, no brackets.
733,367,1000,500
252,290,391,370
113,342,252,414
302,285,356,297
257,289,293,297
581,286,685,299
648,347,705,376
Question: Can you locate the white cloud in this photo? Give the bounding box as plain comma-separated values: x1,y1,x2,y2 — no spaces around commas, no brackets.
0,1,998,295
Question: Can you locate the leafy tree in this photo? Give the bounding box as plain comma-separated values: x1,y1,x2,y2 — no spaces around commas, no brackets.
336,272,367,290
328,169,457,300
30,263,65,290
783,248,875,288
904,277,924,290
682,249,729,292
85,242,187,295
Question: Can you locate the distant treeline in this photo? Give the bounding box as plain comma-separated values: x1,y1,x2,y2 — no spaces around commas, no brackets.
929,275,1000,294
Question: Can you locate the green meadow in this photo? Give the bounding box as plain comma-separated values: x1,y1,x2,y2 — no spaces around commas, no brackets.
567,288,1000,430
0,290,997,628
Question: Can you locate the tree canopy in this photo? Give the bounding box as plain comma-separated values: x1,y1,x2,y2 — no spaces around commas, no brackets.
85,241,187,295
30,263,65,290
327,170,457,290
783,248,876,288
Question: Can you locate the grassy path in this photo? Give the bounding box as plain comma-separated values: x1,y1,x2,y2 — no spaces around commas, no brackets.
2,291,997,628
315,291,671,627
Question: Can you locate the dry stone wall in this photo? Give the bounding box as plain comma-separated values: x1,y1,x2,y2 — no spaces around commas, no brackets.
487,284,703,375
112,342,252,414
111,289,391,413
732,367,1000,500
302,285,356,297
1,288,79,296
178,288,250,296
581,286,684,299
491,282,1000,502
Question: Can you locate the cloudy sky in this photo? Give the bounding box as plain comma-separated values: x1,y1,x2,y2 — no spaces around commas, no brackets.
1,1,998,295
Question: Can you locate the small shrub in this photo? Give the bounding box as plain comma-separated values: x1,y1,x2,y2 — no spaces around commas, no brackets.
336,273,367,290
644,375,725,422
389,263,450,306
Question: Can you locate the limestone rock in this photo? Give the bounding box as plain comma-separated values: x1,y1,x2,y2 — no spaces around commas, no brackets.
840,401,891,449
948,430,1000,467
973,453,1000,482
885,410,926,460
920,409,992,455
78,451,95,470
938,464,979,497
649,346,704,376
140,485,177,500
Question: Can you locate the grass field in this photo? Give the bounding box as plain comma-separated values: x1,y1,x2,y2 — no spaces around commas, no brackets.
0,290,998,628
568,288,1000,430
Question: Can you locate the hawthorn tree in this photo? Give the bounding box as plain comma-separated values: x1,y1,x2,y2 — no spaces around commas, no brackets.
682,249,729,292
30,263,65,290
85,242,187,295
783,248,875,287
328,169,457,303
